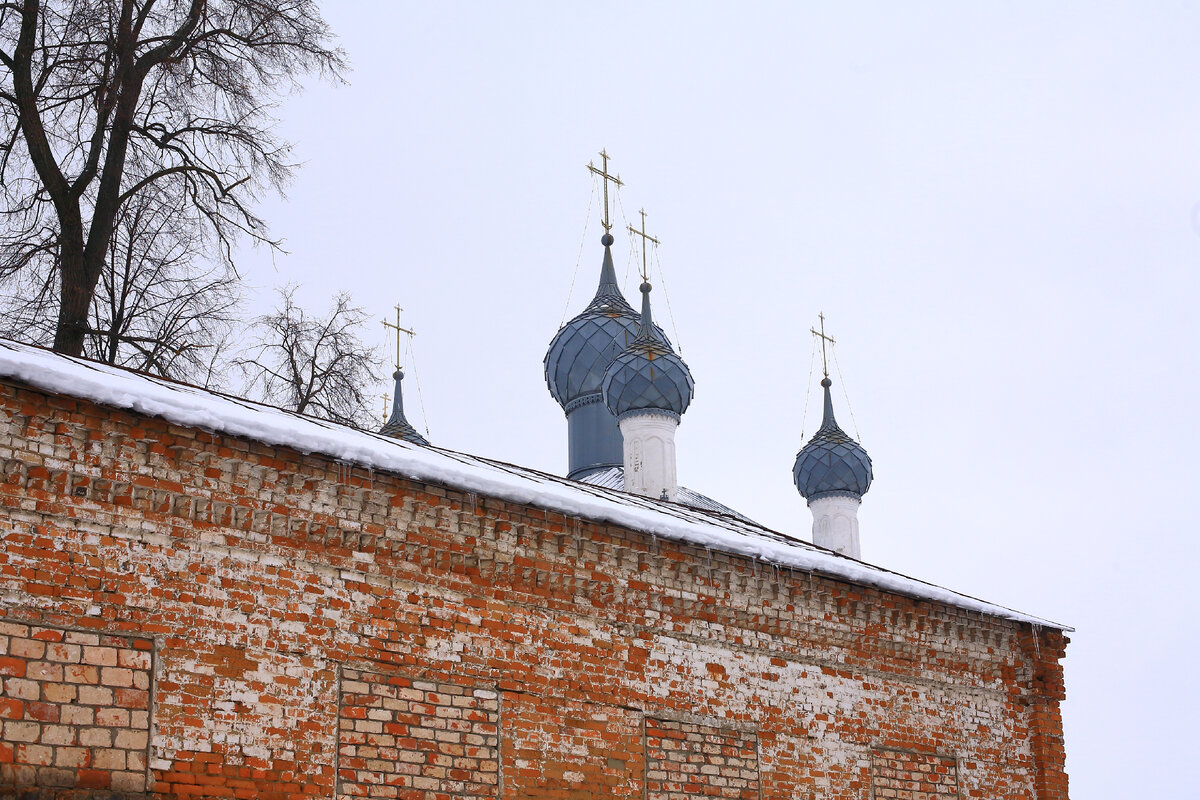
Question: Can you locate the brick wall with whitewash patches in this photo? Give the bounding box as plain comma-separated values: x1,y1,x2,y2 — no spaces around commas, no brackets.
0,378,1069,798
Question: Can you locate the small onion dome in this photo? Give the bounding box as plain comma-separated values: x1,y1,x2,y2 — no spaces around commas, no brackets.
380,369,429,445
601,281,695,420
793,378,872,500
544,234,645,410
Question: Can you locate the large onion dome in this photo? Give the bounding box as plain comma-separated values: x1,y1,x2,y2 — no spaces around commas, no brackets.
544,234,643,410
601,281,694,420
380,369,428,445
793,378,872,500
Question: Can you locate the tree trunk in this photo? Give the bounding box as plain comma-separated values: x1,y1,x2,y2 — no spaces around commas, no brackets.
53,3,142,357
51,223,89,355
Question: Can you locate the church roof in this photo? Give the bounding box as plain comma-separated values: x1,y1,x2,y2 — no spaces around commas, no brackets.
793,378,873,501
602,282,694,420
580,466,756,524
379,369,428,445
543,238,642,409
0,338,1069,630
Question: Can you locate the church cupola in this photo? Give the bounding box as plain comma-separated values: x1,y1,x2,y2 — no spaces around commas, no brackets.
543,233,639,407
601,226,694,501
544,151,643,479
602,282,694,419
793,316,872,558
380,368,428,445
379,306,428,446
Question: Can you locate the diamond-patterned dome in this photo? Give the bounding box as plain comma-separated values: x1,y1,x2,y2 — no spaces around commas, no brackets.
545,241,668,409
602,283,694,420
793,379,872,500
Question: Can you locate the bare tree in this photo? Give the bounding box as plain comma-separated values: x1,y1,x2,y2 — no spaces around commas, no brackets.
0,1,344,356
240,285,383,428
1,182,240,383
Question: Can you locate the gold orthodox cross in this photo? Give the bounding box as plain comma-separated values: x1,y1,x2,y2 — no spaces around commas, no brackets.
380,393,391,424
381,304,416,371
628,208,659,282
587,148,624,233
811,312,836,378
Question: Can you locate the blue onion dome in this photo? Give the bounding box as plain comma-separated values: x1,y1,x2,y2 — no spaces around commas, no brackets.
380,369,428,445
544,234,645,410
601,281,695,420
793,378,872,500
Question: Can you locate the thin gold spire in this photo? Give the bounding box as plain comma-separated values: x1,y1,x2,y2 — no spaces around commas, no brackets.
382,304,416,371
627,208,659,282
811,312,836,379
587,148,624,233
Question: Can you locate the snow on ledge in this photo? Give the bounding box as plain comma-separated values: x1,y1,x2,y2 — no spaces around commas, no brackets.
0,340,1069,630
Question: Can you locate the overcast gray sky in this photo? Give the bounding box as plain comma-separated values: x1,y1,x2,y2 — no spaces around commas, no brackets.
235,4,1200,796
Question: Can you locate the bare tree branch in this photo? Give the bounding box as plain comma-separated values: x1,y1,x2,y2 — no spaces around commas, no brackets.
0,180,241,385
0,0,345,355
238,286,383,429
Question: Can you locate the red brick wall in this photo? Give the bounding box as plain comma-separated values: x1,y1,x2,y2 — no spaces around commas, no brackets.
645,718,758,800
0,378,1069,798
503,694,643,797
0,621,152,792
336,668,499,798
870,747,958,799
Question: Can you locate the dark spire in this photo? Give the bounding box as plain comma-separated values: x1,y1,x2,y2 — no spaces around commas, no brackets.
819,376,837,430
380,369,428,445
584,233,635,315
634,281,661,344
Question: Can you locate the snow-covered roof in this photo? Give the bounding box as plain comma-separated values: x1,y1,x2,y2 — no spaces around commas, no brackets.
580,466,757,525
0,339,1069,630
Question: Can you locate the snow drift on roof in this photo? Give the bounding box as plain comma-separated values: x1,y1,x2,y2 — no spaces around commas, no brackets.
0,339,1069,630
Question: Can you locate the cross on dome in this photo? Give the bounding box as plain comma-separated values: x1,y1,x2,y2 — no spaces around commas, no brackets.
811,311,836,379
379,302,428,446
587,149,624,233
628,208,659,283
382,304,416,371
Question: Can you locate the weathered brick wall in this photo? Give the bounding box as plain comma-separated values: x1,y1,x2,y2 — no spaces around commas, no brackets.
645,717,758,800
0,621,152,792
503,694,642,797
336,668,499,798
0,378,1069,798
870,747,958,799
